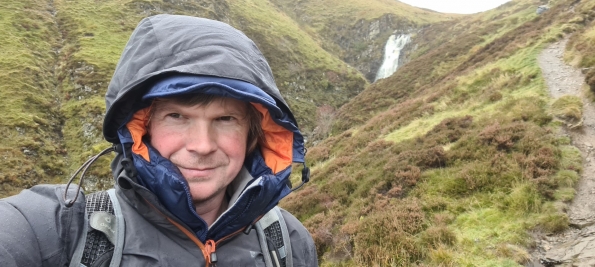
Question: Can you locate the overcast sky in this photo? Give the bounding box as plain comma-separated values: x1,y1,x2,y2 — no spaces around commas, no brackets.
399,0,512,14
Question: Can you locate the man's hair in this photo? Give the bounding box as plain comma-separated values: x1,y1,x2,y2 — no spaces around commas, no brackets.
147,93,265,155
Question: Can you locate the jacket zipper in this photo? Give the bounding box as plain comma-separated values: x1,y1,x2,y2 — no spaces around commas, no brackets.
142,197,249,267
204,226,248,266
205,240,217,267
207,213,267,266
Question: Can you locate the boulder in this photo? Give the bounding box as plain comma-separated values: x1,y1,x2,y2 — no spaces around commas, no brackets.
537,5,549,15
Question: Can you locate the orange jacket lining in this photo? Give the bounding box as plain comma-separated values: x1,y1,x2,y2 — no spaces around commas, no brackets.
125,102,293,174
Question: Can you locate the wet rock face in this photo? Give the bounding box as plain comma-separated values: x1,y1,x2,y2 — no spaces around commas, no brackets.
323,14,417,82
539,225,595,267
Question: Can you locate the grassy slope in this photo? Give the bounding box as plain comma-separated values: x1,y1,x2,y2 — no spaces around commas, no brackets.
282,0,595,265
54,0,143,191
2,0,594,265
270,0,456,82
0,0,66,195
59,0,369,139
0,0,369,195
226,0,368,135
270,0,448,30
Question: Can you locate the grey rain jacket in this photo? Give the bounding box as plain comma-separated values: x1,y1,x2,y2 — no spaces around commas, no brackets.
0,14,317,267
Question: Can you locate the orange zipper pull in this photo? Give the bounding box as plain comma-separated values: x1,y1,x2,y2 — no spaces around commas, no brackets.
205,239,217,267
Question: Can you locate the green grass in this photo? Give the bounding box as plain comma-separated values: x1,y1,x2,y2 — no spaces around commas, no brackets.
551,95,584,126
215,0,370,135
51,0,140,189
0,0,373,196
282,0,591,265
0,0,67,196
2,0,594,265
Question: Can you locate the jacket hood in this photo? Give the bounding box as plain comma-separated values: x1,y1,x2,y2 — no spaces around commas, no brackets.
103,14,296,144
103,14,306,243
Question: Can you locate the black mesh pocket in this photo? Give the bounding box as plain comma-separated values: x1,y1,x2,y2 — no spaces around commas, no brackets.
264,221,286,267
81,191,115,266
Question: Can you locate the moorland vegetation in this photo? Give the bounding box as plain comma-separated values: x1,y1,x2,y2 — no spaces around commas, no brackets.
1,0,595,265
282,0,595,265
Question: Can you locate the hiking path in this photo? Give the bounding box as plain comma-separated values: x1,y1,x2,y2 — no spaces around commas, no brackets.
530,38,595,267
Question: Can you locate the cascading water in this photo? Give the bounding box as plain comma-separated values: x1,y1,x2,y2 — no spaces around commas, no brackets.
375,34,411,81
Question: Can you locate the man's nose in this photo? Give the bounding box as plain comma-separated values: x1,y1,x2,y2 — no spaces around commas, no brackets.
185,123,217,154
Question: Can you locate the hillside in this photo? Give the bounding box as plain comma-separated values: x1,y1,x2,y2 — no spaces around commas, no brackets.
269,0,453,82
280,0,595,265
2,0,595,266
0,0,448,196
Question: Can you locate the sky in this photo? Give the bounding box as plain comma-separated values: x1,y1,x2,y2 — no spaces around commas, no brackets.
398,0,512,14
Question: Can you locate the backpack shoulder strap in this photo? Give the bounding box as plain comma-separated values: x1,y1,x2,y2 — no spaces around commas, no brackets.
255,206,293,267
69,189,125,267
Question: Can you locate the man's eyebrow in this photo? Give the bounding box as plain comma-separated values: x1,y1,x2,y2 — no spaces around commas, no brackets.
153,104,177,112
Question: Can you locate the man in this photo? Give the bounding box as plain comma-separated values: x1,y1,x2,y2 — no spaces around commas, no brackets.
0,14,317,266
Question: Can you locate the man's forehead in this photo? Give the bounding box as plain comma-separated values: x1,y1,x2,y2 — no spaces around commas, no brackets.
154,95,249,112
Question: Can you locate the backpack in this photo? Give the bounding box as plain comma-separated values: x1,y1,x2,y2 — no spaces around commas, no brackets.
69,190,293,267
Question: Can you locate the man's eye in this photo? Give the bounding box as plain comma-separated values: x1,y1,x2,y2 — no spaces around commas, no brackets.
166,113,181,119
218,116,235,122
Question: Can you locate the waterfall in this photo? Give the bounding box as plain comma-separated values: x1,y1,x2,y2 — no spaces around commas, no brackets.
375,34,411,81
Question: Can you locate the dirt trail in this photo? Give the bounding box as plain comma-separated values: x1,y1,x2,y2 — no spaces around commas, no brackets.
529,39,595,266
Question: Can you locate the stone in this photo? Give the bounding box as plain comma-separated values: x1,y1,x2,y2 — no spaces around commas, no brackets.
368,20,380,40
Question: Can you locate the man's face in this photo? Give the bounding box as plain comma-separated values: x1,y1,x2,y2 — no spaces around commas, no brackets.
149,97,250,204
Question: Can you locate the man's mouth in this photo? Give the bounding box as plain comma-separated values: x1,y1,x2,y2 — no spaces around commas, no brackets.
177,165,219,179
179,166,216,171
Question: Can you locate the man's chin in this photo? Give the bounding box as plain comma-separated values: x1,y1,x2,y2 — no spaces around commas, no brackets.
184,176,212,183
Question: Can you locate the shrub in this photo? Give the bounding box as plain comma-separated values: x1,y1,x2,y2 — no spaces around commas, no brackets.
282,185,333,221
426,245,456,266
489,91,503,102
558,145,582,173
352,199,426,266
395,165,422,187
422,198,449,213
520,147,558,179
416,146,447,168
311,104,337,141
554,187,576,202
303,211,342,260
532,177,558,200
553,170,580,188
479,122,527,151
551,95,583,127
459,161,494,192
587,68,595,93
419,225,457,248
538,212,569,233
320,172,358,205
495,244,531,264
502,183,542,214
307,144,331,164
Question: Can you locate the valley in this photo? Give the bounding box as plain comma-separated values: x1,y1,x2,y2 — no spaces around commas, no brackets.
1,0,595,266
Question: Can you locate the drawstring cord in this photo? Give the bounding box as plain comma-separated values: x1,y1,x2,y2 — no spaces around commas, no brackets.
63,146,116,207
290,146,310,192
291,162,310,192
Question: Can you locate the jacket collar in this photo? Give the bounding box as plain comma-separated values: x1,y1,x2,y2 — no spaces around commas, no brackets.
113,130,292,243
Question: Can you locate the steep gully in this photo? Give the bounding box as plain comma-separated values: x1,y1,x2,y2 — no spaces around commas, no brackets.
529,39,595,266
